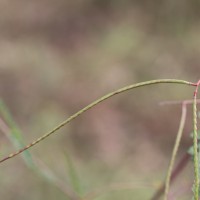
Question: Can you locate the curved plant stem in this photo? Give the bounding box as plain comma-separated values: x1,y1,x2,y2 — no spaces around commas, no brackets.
0,79,194,164
163,102,187,200
193,80,200,200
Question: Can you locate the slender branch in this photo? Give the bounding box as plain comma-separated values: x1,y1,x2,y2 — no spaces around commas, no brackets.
0,79,194,163
164,102,187,200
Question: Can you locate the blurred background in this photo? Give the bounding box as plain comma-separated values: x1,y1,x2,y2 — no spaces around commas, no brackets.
0,1,200,199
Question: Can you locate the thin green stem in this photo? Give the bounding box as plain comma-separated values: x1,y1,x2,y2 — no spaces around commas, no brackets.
0,79,193,164
163,102,187,200
193,81,200,200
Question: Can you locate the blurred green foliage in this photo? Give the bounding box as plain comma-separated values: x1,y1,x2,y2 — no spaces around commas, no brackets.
0,0,199,199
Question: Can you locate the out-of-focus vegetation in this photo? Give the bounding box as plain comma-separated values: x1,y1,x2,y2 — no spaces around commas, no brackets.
0,1,200,199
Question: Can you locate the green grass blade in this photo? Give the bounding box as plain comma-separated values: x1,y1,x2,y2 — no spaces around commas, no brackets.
0,100,80,200
0,99,34,167
64,152,82,195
